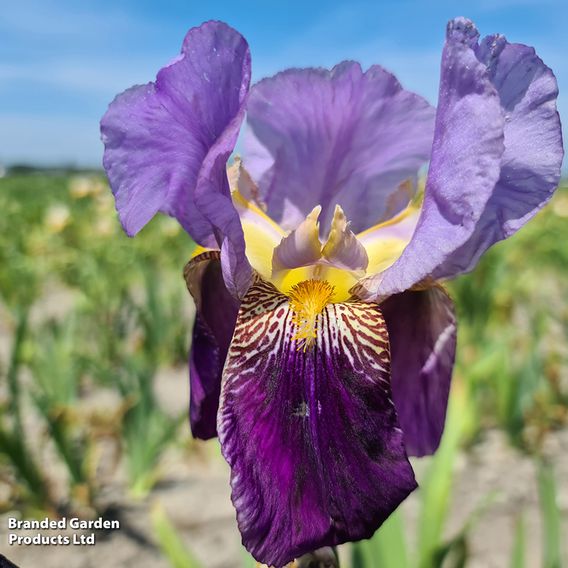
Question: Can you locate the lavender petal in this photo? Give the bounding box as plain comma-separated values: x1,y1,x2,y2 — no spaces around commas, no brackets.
356,18,505,299
433,29,564,278
102,21,253,296
244,62,435,234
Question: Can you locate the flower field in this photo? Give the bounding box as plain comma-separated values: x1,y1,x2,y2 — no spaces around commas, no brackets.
0,172,567,567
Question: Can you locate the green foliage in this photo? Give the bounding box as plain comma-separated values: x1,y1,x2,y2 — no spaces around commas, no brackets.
0,174,194,511
0,305,51,510
115,359,183,498
417,380,468,568
449,184,568,450
150,502,203,568
510,515,526,568
537,460,564,568
30,317,91,495
351,377,474,568
352,511,409,568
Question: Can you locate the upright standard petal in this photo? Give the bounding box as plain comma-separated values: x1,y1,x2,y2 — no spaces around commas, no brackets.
101,21,252,287
244,62,435,233
184,251,239,439
381,286,457,457
433,27,563,278
357,18,506,299
218,279,416,566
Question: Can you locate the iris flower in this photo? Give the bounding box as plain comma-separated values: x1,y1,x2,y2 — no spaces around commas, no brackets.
100,16,563,567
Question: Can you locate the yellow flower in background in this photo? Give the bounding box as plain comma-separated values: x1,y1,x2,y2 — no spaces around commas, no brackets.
68,175,106,199
45,204,70,233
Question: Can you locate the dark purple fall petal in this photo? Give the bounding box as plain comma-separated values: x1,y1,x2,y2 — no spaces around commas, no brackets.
218,279,416,566
381,286,457,457
433,30,564,278
184,252,239,440
101,21,253,296
244,62,435,234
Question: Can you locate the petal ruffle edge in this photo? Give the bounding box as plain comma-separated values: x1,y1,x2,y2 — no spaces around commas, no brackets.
357,17,563,298
358,17,506,299
433,29,564,279
102,21,253,297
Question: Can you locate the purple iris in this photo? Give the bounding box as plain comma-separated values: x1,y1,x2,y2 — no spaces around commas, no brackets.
100,17,563,567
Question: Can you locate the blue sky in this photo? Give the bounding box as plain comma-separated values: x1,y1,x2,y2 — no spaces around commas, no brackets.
1,0,566,167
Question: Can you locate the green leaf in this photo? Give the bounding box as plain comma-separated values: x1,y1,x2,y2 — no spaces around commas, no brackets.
432,533,467,568
510,514,525,568
240,548,257,568
352,540,377,568
537,460,563,568
362,510,409,568
150,502,203,568
418,380,468,568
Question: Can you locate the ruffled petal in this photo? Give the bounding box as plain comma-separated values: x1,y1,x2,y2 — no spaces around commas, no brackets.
218,279,416,566
357,18,506,299
433,30,563,278
381,286,457,457
184,251,239,439
101,21,253,297
244,62,435,234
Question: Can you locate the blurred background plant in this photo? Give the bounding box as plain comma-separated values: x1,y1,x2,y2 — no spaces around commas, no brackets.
0,172,566,567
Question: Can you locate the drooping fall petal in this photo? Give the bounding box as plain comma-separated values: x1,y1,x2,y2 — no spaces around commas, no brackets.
218,279,416,566
184,251,239,439
381,286,457,456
